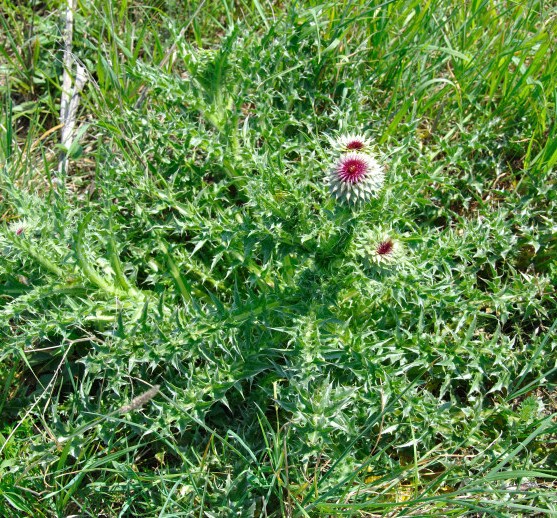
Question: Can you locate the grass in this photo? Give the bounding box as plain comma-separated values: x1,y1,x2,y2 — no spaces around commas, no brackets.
1,0,556,515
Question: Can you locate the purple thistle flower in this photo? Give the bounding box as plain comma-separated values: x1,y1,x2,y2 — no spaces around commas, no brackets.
9,219,29,236
336,134,371,152
370,235,404,265
354,230,405,267
329,152,384,204
376,238,395,257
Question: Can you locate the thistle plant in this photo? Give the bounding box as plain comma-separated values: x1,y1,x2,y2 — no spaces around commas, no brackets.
2,1,556,515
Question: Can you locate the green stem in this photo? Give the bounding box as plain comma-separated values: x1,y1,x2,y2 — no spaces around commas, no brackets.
75,213,126,297
22,241,66,278
107,233,136,294
159,241,193,305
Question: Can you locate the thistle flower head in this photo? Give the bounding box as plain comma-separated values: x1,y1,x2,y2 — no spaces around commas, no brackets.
336,134,371,152
355,229,405,267
9,219,29,236
373,238,399,262
329,152,384,204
